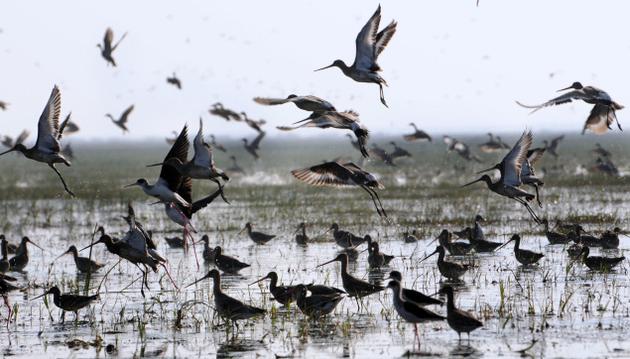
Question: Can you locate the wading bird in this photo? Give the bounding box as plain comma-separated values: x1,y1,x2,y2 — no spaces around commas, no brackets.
250,271,299,306
242,131,265,159
443,136,482,163
54,245,105,273
0,238,10,274
403,123,432,142
387,271,443,306
478,133,506,153
364,235,394,265
213,246,250,274
106,105,134,134
579,246,624,272
9,237,43,272
254,94,336,121
438,286,483,341
315,5,397,107
295,222,309,245
187,269,265,327
419,246,468,281
541,219,571,244
58,113,79,137
198,235,216,263
517,82,623,135
278,110,370,158
389,141,412,160
496,234,544,266
239,222,275,245
166,73,182,89
97,27,127,67
1,129,29,148
370,143,395,166
294,284,344,319
33,286,99,323
0,86,75,196
468,215,502,252
317,253,383,305
463,131,542,223
429,229,473,256
292,162,387,217
387,280,445,347
327,223,366,249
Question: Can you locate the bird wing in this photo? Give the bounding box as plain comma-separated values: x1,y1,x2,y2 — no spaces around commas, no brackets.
120,105,134,124
374,20,397,59
501,131,532,186
250,131,265,149
191,187,223,215
57,112,72,140
15,129,30,145
516,90,589,113
103,28,113,51
353,5,381,71
584,104,615,134
298,96,336,112
291,162,354,187
176,177,193,218
192,119,213,168
550,135,564,148
527,148,546,166
35,86,62,154
161,125,189,191
253,97,290,106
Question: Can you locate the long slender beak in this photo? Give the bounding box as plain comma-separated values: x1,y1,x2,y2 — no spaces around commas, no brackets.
476,166,496,174
359,248,369,254
31,292,49,301
27,239,43,251
146,162,164,168
418,250,438,264
557,85,573,92
248,276,269,286
461,178,483,188
315,258,337,268
314,64,334,72
495,238,514,252
428,291,440,297
53,250,70,262
80,242,98,252
185,272,211,288
0,148,14,156
123,183,137,188
237,227,246,235
427,237,438,246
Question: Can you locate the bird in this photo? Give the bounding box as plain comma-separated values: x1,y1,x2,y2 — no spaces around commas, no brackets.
239,222,275,245
443,136,482,163
462,131,542,224
291,162,387,217
386,280,445,346
0,86,75,196
387,271,443,306
227,156,245,175
294,284,344,319
478,133,506,153
106,105,134,134
579,246,624,272
0,101,8,111
209,103,241,122
97,27,127,66
238,112,266,133
496,234,544,266
254,94,336,122
187,269,265,325
164,236,185,249
58,113,79,137
198,235,216,263
542,135,564,158
32,286,99,323
166,73,182,89
242,131,265,159
419,246,468,281
278,110,370,158
438,286,483,341
591,156,619,176
9,237,42,272
0,237,10,274
1,129,29,148
403,123,432,142
517,82,623,135
209,135,227,152
54,245,105,273
403,230,419,243
592,143,611,158
125,126,192,208
364,235,394,265
250,271,300,306
147,119,229,192
328,223,367,249
599,227,621,249
541,219,571,244
212,246,250,274
317,253,383,302
468,215,502,252
370,143,396,166
295,222,309,245
315,5,397,107
389,141,412,160
429,229,473,256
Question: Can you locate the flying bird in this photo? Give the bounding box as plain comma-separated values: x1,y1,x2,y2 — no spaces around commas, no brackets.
291,161,387,217
97,27,127,67
443,136,482,163
242,131,265,160
209,103,241,122
240,112,266,133
315,5,397,107
0,101,8,111
542,135,563,158
58,113,79,138
254,94,336,121
107,105,134,133
209,135,226,152
166,73,182,89
0,86,74,196
1,129,29,148
278,110,369,158
403,123,432,142
517,82,624,135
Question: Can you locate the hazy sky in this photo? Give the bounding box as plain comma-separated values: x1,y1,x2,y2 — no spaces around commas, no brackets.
0,0,628,141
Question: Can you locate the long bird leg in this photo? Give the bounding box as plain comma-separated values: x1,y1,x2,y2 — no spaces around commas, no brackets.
612,107,623,131
158,262,179,290
378,83,388,108
513,197,542,224
210,178,230,204
360,186,384,217
2,295,11,328
48,164,75,197
367,187,388,218
532,184,543,208
97,259,122,294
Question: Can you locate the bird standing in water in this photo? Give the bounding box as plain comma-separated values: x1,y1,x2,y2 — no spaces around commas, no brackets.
32,286,99,323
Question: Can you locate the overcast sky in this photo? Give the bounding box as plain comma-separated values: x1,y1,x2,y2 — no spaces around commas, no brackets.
0,0,628,141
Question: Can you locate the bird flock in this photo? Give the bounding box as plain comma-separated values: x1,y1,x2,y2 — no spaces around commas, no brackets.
0,3,628,354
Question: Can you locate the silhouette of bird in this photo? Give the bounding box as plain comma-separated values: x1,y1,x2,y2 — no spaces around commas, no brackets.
97,27,127,67
107,105,134,134
166,73,182,89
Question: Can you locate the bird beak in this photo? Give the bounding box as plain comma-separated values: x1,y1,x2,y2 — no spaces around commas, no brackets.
80,242,98,252
314,63,334,72
495,237,514,251
185,272,211,288
557,85,573,92
315,258,337,268
237,227,246,235
0,148,15,156
428,291,441,297
461,177,483,188
476,166,496,174
427,236,439,246
146,162,163,168
52,250,70,262
31,291,49,301
26,239,43,251
123,183,137,188
248,275,269,286
359,247,369,254
418,249,439,263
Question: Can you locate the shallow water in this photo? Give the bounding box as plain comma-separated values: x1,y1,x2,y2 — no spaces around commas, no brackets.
1,137,630,358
